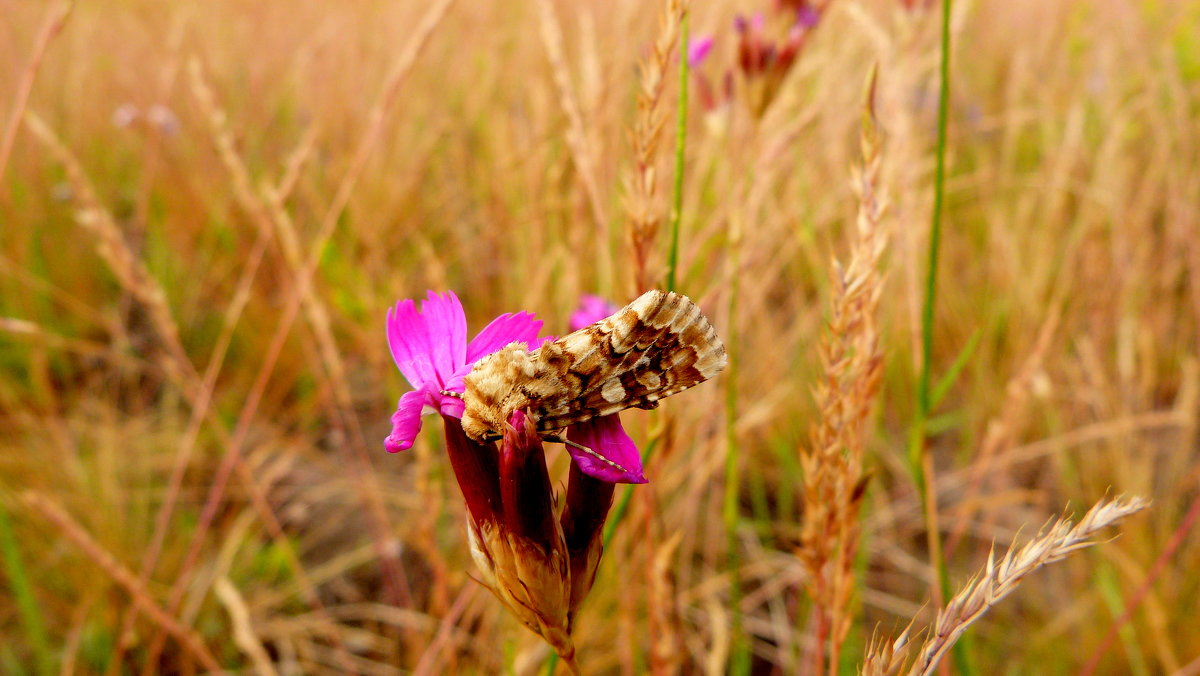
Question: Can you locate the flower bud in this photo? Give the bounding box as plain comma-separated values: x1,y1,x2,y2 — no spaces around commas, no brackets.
463,411,575,664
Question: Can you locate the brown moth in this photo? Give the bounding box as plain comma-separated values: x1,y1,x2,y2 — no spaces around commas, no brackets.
458,289,727,444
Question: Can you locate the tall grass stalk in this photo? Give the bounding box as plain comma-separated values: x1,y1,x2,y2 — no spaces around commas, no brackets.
799,66,886,676
0,1,71,197
625,0,684,292
665,10,688,294
905,2,964,670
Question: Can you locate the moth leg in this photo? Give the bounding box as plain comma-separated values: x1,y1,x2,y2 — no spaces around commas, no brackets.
634,399,660,411
539,431,570,446
541,434,630,474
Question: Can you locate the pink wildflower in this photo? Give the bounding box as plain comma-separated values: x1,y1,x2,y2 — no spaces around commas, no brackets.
384,291,542,452
687,35,715,67
384,290,645,483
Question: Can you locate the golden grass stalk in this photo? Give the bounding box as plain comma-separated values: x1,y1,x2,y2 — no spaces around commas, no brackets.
860,630,912,676
170,1,459,629
910,495,1150,675
0,1,72,193
214,577,279,676
859,495,1150,676
624,0,685,292
127,56,395,672
798,67,887,676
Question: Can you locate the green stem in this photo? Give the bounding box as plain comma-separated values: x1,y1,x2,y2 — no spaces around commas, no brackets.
666,9,689,293
915,6,952,425
908,1,974,674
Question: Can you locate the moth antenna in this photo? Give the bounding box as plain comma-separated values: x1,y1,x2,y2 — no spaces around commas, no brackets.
547,435,630,474
440,389,464,399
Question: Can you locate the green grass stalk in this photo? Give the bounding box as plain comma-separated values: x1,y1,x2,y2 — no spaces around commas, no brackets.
906,1,973,673
665,10,689,294
0,503,51,675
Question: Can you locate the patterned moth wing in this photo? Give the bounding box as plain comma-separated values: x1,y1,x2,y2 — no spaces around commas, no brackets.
459,290,727,443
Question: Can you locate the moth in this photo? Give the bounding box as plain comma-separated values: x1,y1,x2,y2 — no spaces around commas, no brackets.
456,289,727,447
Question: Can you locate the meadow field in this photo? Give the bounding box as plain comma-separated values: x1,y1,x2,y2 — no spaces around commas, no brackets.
1,0,1198,673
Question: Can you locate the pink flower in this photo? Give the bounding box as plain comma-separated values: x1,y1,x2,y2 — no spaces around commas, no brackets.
385,290,647,484
687,35,715,67
385,291,542,452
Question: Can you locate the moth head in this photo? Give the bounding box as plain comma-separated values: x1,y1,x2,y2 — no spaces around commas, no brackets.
460,342,537,443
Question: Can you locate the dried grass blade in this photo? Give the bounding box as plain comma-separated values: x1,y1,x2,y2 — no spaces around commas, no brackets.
908,495,1149,676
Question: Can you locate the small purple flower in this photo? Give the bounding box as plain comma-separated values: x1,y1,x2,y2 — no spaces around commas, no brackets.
385,291,541,452
796,5,820,29
687,35,715,68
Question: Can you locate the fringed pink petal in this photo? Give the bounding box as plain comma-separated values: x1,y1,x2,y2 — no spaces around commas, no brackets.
385,389,431,453
566,414,647,484
423,290,467,375
387,291,468,388
386,299,437,387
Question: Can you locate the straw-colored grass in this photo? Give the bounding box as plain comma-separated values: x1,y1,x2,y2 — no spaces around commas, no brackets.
0,0,1195,673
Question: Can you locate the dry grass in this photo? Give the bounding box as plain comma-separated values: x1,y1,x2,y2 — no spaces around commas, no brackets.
1,0,1197,673
861,495,1150,676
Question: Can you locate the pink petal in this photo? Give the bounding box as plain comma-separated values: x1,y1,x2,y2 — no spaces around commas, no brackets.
688,36,715,68
386,291,466,388
385,389,431,452
438,391,465,418
386,300,434,386
466,311,543,364
424,290,467,373
566,415,647,484
569,295,619,331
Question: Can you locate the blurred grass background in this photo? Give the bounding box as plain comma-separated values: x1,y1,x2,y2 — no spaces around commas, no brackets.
2,0,1199,673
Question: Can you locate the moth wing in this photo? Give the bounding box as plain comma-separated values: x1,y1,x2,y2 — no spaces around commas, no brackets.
532,290,727,431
